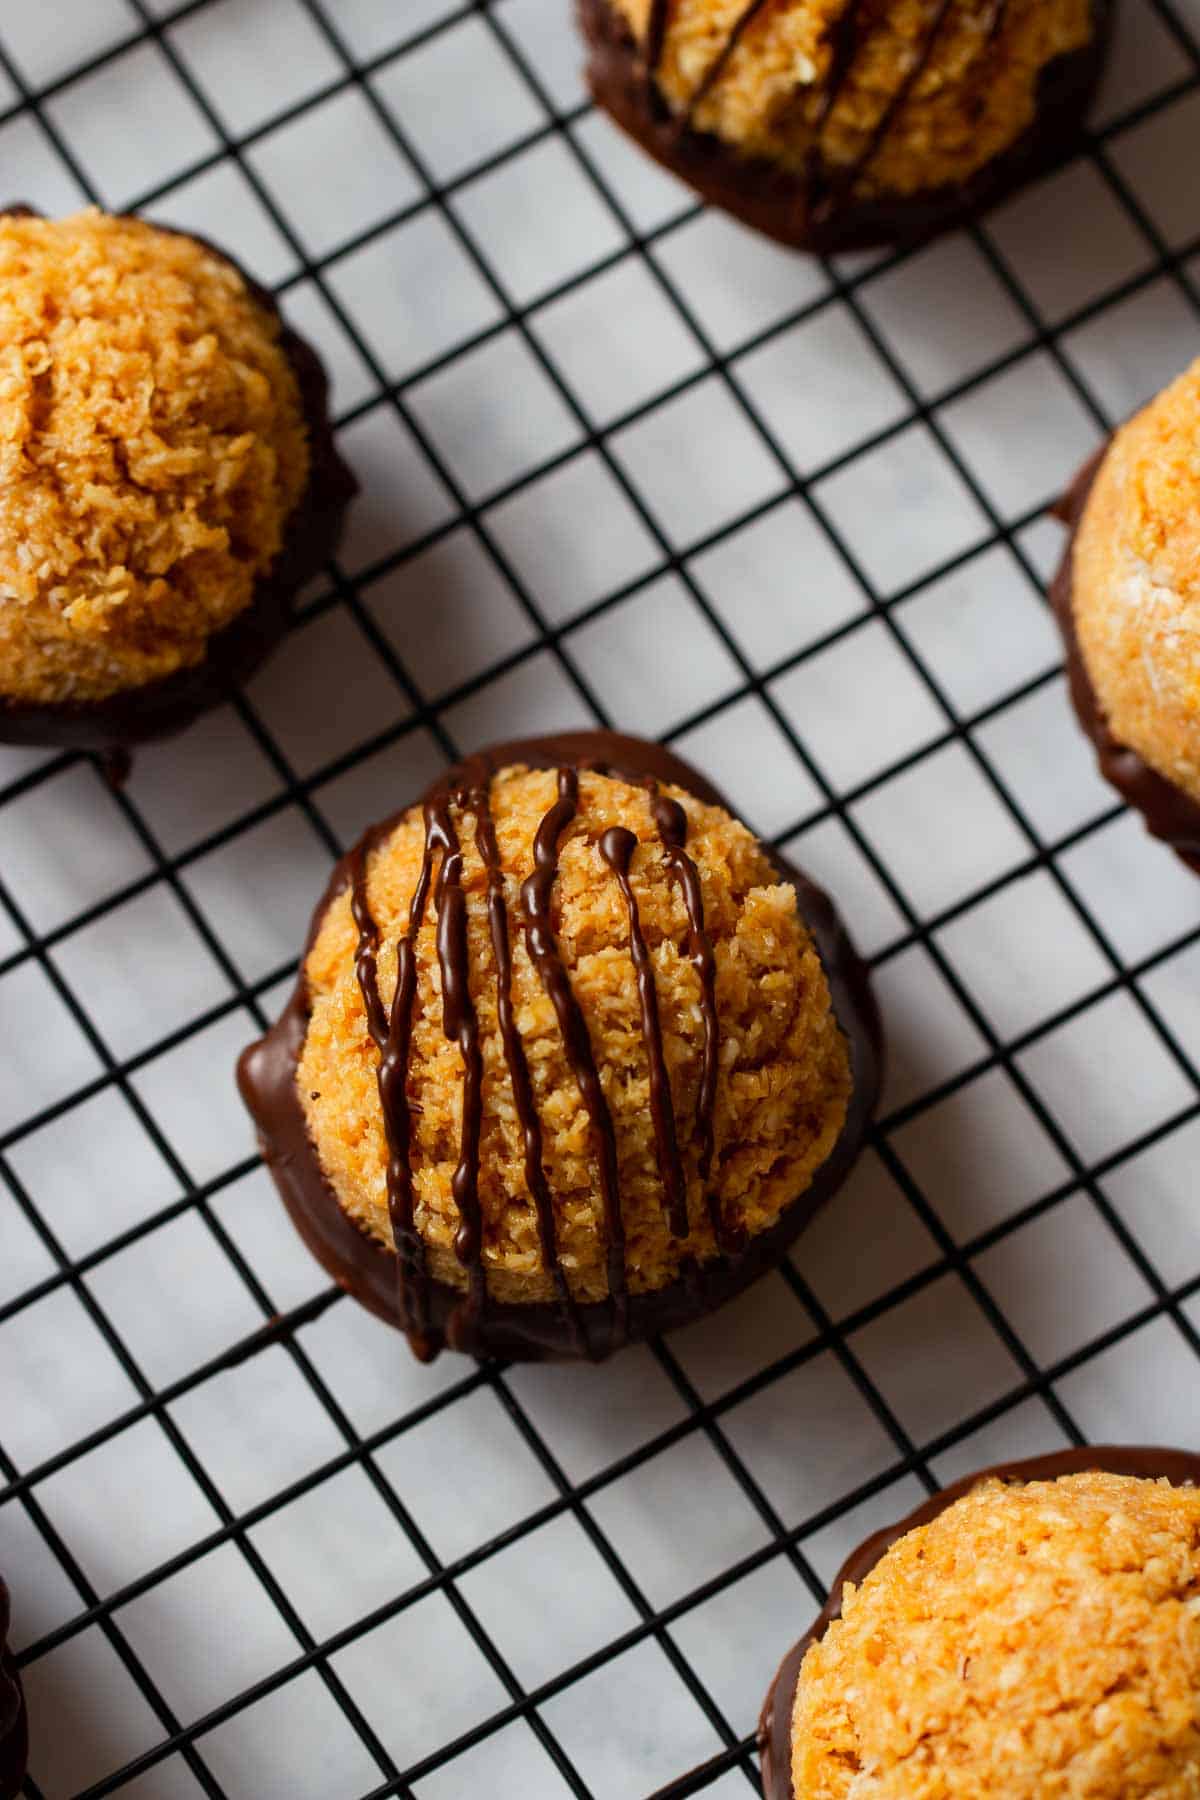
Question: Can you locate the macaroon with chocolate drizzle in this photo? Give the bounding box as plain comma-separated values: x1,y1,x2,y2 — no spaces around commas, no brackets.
582,0,1110,254
0,206,356,758
0,1579,27,1800
1051,357,1200,876
238,731,881,1363
759,1445,1200,1800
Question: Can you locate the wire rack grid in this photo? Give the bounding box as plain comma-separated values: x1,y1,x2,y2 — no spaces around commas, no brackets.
1,0,1199,1795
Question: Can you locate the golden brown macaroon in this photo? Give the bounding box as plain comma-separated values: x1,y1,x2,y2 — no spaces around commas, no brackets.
1054,358,1200,870
582,0,1109,252
0,207,354,753
787,1468,1200,1799
238,732,880,1362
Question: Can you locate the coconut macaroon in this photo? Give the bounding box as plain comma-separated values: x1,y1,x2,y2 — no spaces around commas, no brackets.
582,0,1109,252
238,732,880,1362
773,1463,1200,1800
1054,359,1200,869
0,207,354,752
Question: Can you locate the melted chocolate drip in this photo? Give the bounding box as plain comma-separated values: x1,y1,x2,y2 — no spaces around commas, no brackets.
644,784,742,1255
812,0,869,136
521,770,629,1338
682,0,774,123
758,1445,1200,1800
469,780,588,1355
350,825,437,1360
861,0,956,167
352,795,497,1356
644,0,671,78
812,0,957,212
599,824,689,1239
429,796,488,1344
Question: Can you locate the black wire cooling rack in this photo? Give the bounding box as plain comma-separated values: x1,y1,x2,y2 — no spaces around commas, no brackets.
2,1,1200,1794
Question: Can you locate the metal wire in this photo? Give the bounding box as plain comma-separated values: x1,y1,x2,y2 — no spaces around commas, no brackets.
1,1,1199,1794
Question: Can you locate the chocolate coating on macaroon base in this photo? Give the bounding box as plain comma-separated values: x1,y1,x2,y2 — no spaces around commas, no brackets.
1051,450,1200,876
0,1580,27,1800
759,1444,1200,1800
581,0,1109,256
0,206,357,756
238,731,881,1364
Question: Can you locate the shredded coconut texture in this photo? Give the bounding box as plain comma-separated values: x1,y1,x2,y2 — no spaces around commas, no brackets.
0,209,309,705
1074,355,1200,804
792,1472,1200,1800
612,0,1092,195
299,766,852,1305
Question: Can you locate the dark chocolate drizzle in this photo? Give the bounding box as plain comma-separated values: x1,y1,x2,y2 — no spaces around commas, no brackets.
351,790,499,1357
0,1579,27,1800
758,1445,1200,1800
825,0,957,205
350,823,437,1359
469,777,588,1354
683,0,774,123
521,768,630,1338
643,782,735,1254
810,0,868,138
599,824,689,1239
432,801,488,1340
1050,447,1200,876
800,0,872,202
643,0,671,81
237,731,882,1364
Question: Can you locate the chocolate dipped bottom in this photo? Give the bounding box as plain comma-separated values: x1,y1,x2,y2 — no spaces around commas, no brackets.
581,0,1110,256
238,731,881,1363
0,1580,27,1800
759,1444,1200,1800
1051,449,1200,875
0,206,357,755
